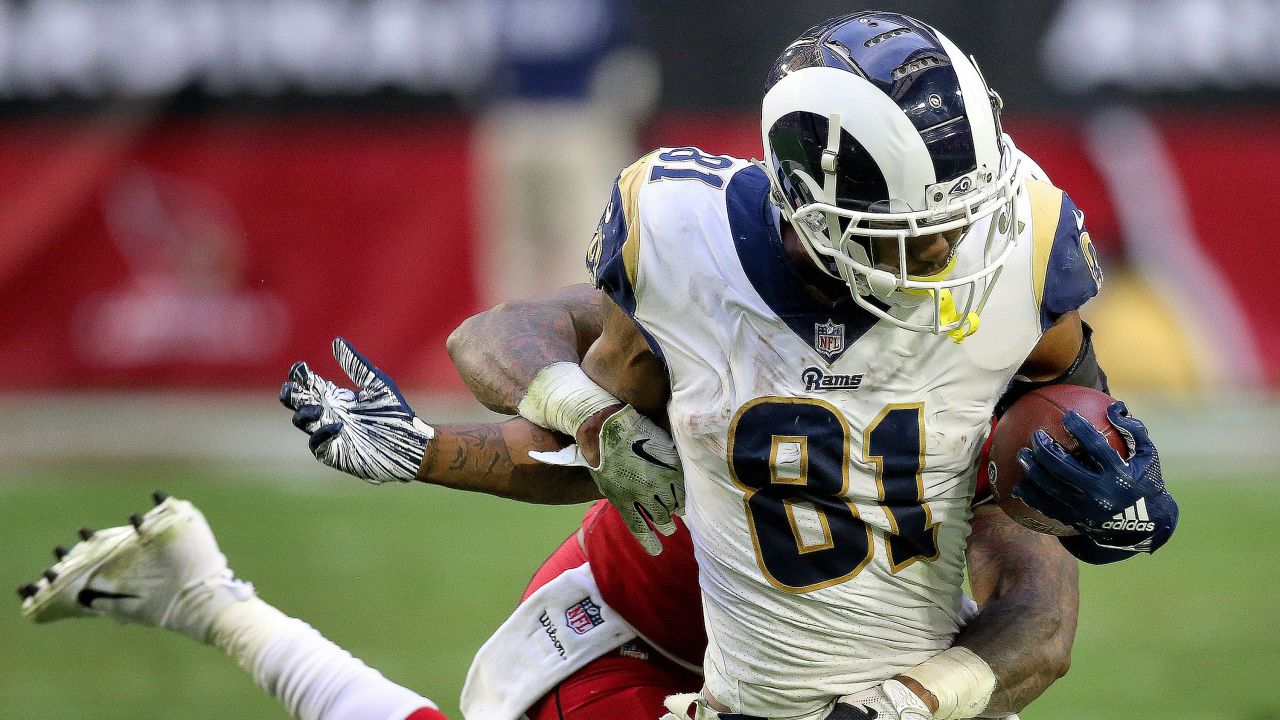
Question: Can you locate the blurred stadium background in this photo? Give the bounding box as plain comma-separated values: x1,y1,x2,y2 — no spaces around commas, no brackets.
1,1,1278,718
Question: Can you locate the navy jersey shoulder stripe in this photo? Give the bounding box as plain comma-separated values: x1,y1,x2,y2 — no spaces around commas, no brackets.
587,179,634,308
728,165,878,363
1028,182,1104,330
587,152,665,359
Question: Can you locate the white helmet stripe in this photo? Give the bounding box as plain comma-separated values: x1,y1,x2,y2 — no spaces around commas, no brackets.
762,66,937,210
936,32,1002,175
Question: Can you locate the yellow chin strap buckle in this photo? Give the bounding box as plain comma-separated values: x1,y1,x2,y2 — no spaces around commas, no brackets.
938,289,980,343
896,257,979,342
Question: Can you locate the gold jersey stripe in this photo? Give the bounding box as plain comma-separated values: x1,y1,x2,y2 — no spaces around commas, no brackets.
1025,178,1066,309
616,150,660,289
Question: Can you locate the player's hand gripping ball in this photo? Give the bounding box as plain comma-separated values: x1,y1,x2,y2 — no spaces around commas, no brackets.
281,338,435,484
987,386,1176,555
987,386,1121,535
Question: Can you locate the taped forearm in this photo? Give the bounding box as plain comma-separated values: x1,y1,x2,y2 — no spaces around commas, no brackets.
898,647,997,720
517,362,620,437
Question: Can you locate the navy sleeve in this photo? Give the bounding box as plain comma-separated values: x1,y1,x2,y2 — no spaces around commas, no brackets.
584,152,665,359
1039,191,1104,331
587,180,638,314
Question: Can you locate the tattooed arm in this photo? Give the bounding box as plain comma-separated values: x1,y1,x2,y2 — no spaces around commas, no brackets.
423,283,640,503
447,284,604,414
283,328,605,503
957,504,1078,715
417,291,660,507
288,285,645,505
414,419,602,504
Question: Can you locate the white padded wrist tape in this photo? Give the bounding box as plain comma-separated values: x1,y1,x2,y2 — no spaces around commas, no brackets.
517,362,620,437
900,646,997,720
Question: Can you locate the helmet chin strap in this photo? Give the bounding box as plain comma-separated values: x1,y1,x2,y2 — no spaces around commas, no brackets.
847,252,980,343
939,289,981,342
820,113,844,253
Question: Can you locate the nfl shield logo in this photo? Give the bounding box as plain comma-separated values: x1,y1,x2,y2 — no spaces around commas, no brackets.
565,597,605,635
814,319,845,361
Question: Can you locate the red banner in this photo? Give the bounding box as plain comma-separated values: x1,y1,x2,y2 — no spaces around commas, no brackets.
0,115,478,391
2,112,1276,392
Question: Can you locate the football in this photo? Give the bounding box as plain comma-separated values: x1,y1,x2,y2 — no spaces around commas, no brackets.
986,385,1128,536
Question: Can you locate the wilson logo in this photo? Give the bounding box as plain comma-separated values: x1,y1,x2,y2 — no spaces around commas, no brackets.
538,611,568,659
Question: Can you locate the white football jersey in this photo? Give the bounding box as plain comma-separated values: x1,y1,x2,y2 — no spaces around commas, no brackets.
587,146,1101,717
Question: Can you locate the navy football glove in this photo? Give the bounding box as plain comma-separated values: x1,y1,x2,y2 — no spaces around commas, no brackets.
280,338,434,484
1012,401,1177,561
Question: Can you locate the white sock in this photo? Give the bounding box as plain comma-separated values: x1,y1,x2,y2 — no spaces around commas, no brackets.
210,597,437,720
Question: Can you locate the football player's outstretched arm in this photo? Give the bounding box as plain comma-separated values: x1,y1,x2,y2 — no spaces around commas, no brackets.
951,504,1079,716
450,286,683,556
446,284,604,414
282,338,602,505
415,419,603,504
282,290,670,515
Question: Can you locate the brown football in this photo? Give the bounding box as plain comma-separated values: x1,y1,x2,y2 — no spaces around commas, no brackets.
987,385,1127,536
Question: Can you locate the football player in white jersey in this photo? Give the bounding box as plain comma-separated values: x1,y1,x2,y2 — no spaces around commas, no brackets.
19,10,1176,720
492,11,1178,720
275,10,1172,720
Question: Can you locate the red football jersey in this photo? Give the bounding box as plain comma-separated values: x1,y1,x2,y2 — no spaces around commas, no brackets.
580,500,704,668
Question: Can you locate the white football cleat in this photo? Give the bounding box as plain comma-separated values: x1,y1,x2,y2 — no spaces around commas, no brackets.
18,492,255,643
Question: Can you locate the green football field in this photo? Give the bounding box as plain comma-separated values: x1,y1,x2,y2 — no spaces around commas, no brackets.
1,462,1275,720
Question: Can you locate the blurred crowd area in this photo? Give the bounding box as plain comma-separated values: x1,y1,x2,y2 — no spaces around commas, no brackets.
1,0,1278,415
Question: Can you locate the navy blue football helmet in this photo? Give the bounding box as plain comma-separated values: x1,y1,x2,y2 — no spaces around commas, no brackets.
760,11,1022,339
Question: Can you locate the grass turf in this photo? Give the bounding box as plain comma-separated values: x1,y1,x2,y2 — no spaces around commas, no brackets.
1,463,1274,719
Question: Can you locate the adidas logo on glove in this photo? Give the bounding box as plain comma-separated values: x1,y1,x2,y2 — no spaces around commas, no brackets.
1102,497,1156,532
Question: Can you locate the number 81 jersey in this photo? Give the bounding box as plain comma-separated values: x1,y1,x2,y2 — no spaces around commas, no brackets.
588,146,1101,717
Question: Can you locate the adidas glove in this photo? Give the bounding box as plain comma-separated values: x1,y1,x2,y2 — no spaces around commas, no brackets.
1013,401,1177,561
530,405,685,556
280,338,434,485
